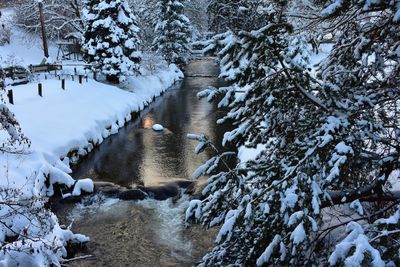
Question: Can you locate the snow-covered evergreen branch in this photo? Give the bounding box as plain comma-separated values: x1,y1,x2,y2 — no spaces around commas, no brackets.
186,0,400,266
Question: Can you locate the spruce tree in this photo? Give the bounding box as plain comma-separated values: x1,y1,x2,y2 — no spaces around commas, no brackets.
207,0,244,33
187,0,400,266
82,0,141,82
153,0,191,66
207,0,264,33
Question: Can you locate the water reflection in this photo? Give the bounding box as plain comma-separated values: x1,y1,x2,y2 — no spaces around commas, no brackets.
72,60,231,188
142,115,155,129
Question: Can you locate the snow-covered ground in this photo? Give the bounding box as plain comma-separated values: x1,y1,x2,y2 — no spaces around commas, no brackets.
0,8,58,67
0,6,183,196
1,65,183,195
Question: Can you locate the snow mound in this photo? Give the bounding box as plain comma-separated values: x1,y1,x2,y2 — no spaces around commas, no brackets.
152,124,164,131
72,179,95,196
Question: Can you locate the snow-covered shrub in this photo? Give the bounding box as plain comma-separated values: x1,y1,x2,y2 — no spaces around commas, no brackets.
153,0,192,66
186,0,400,266
82,0,142,82
0,56,29,153
0,188,89,266
140,52,167,75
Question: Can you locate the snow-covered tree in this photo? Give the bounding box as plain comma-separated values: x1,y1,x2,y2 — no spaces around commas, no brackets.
187,0,400,266
16,0,84,39
207,0,243,33
153,0,192,66
185,0,210,40
127,0,159,49
0,187,89,266
82,0,142,82
207,0,266,33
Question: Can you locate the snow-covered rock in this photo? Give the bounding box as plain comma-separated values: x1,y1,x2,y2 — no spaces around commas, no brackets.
152,124,164,131
72,178,95,196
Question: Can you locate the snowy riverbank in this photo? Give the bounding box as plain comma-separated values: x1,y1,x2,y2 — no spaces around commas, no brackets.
0,65,183,265
0,5,186,264
2,64,183,194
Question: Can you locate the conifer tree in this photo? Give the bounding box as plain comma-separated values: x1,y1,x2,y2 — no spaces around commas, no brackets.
153,0,191,66
187,0,400,266
207,0,264,33
82,0,141,82
207,0,244,33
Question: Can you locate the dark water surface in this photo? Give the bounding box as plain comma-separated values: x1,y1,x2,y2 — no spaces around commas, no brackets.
72,58,229,188
57,59,229,267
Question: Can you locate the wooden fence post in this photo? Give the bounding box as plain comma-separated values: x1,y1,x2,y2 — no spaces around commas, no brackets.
61,79,65,90
79,75,82,84
38,83,42,97
7,90,13,104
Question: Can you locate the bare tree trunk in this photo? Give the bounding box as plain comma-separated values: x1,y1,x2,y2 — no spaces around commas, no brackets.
38,2,49,58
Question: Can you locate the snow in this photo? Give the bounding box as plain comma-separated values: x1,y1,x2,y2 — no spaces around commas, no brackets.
72,178,94,196
216,209,238,243
329,222,385,267
0,9,58,67
256,235,282,266
335,142,354,154
238,144,266,162
152,124,164,131
280,186,299,213
185,199,202,222
288,211,304,226
395,3,400,22
375,210,400,225
290,222,306,245
1,65,183,196
321,0,344,17
349,200,364,216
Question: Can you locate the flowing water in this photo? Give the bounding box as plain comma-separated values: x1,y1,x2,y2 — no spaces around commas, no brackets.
54,58,230,266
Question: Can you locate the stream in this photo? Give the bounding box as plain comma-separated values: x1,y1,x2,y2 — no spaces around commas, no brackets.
54,58,230,266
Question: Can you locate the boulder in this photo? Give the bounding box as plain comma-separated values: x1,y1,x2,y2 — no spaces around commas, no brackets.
137,180,195,201
137,184,179,201
94,181,125,197
118,189,148,201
